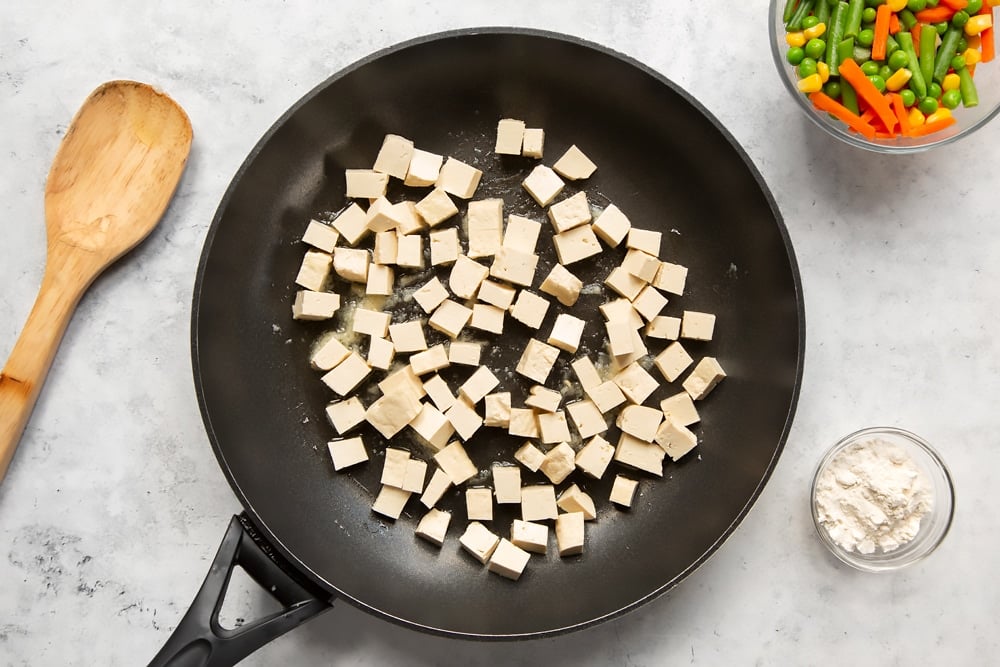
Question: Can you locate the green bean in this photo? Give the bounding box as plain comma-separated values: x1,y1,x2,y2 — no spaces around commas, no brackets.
899,9,918,29
907,0,927,10
827,2,851,75
919,21,937,87
788,0,816,31
958,66,979,108
783,0,800,24
886,34,901,56
933,27,963,84
844,0,865,38
896,32,928,98
817,0,832,26
841,80,860,115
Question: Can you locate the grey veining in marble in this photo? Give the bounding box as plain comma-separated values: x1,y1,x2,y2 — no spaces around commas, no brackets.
2,1,999,665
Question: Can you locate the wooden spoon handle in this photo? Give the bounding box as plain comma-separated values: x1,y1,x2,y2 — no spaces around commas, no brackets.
0,260,91,482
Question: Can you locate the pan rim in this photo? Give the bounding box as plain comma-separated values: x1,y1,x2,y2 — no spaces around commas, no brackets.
190,25,806,640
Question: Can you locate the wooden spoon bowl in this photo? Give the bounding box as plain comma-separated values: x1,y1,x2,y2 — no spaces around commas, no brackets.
0,80,193,482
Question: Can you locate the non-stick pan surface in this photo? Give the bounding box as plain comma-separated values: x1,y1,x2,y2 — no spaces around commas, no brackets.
193,28,804,639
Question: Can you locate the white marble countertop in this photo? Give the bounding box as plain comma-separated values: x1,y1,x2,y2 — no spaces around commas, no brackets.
2,2,997,665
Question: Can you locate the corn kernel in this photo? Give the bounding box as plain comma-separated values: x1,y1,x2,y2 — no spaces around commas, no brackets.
786,31,806,48
888,0,907,10
803,22,827,40
885,67,913,92
964,47,983,66
942,72,962,92
817,61,830,83
926,108,953,125
796,73,824,94
965,14,993,36
908,108,926,127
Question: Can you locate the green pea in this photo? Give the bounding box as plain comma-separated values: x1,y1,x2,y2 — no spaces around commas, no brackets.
858,28,876,47
918,96,939,114
787,46,805,65
936,21,949,35
824,81,843,98
802,15,821,29
928,82,942,100
967,0,983,13
907,0,926,11
861,60,881,76
889,50,910,70
952,11,970,28
951,54,967,71
942,89,962,109
900,89,917,107
879,65,893,80
805,38,827,60
799,58,819,78
868,75,887,93
862,7,878,22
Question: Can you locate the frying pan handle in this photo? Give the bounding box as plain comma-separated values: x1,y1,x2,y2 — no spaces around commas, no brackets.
147,514,332,667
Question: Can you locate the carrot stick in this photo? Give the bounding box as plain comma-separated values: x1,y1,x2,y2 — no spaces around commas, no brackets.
939,0,968,10
873,4,892,60
905,115,958,137
889,93,912,135
889,13,900,35
838,59,899,132
808,92,878,139
912,24,922,51
981,5,995,62
915,7,956,23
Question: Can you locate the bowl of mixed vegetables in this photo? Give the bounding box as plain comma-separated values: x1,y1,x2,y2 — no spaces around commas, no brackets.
770,0,1000,151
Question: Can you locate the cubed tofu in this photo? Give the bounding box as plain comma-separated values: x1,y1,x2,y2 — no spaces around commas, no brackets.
413,276,450,314
449,255,490,300
395,234,423,269
420,468,453,509
613,362,660,405
458,366,500,405
570,356,603,391
509,291,551,330
557,484,597,520
591,204,631,248
547,313,585,354
495,118,526,155
631,285,668,322
660,391,701,427
622,248,660,283
605,266,646,301
575,434,615,479
295,249,332,292
553,225,602,265
381,448,410,488
466,487,494,521
552,145,597,180
555,512,585,556
445,398,483,441
645,315,682,340
331,203,370,246
415,187,459,227
610,326,649,371
292,290,340,321
367,389,422,439
332,247,370,285
365,263,394,297
345,169,388,199
585,380,627,414
655,418,698,461
459,521,500,564
410,344,450,376
428,300,473,339
448,341,482,366
626,228,662,256
616,404,663,442
378,364,426,399
302,219,339,253
614,432,665,476
681,311,717,341
372,485,411,520
511,519,548,554
436,157,483,199
352,307,391,338
682,357,726,400
365,196,402,233
600,298,645,330
503,214,542,253
652,261,688,296
654,341,694,383
539,441,575,482
566,399,607,439
515,338,560,384
367,336,395,370
477,279,517,310
521,485,558,522
401,458,428,494
393,201,425,236
467,199,504,259
327,436,368,471
434,441,478,485
409,403,455,450
321,353,372,396
404,148,443,187
470,303,505,334
489,246,539,287
508,409,540,439
373,230,398,265
521,128,545,158
325,396,366,435
493,465,522,504
606,320,635,357
539,264,583,307
609,475,639,508
422,374,456,412
524,385,562,413
547,191,592,233
429,227,460,266
484,392,512,428
537,411,572,446
388,320,428,353
514,441,546,472
372,134,415,180
522,165,565,207
487,539,531,581
415,508,451,547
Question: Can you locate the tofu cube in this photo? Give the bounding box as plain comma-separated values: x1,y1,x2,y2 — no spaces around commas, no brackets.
520,485,558,522
388,320,428,354
467,199,504,259
484,392,512,428
591,204,631,248
365,197,402,233
522,165,565,207
614,432,665,476
565,399,607,439
445,398,483,441
489,246,539,287
321,353,372,396
631,285,669,323
546,313,585,354
511,519,548,554
524,385,562,413
395,233,423,269
539,441,575,483
301,219,339,253
557,484,597,520
466,487,494,521
372,134,414,180
404,148,443,187
585,380,627,414
371,485,411,520
410,344,450,376
420,468,453,509
448,341,482,366
514,441,546,472
604,266,646,301
622,248,661,283
537,411,572,446
378,364,427,399
503,214,542,253
616,404,663,442
539,264,583,307
325,396,366,435
660,391,701,427
409,403,455,450
332,247,370,285
367,336,395,370
401,458,428,494
552,144,597,180
428,300,473,339
606,319,634,357
626,228,662,256
459,521,500,564
493,465,522,504
645,315,682,340
436,157,483,199
521,128,545,158
415,187,459,227
552,225,602,265
495,118,526,155
413,276,450,314
682,357,726,400
393,201,425,236
458,366,500,405
652,261,688,296
600,298,645,330
433,441,478,485
345,169,388,199
470,303,505,334
570,356,603,392
367,389,422,439
509,291,551,329
609,475,639,508
292,290,340,321
681,311,717,341
509,407,540,438
331,203,370,246
449,255,490,300
654,341,694,383
515,338,560,384
575,435,615,479
373,230,398,265
352,307,391,338
327,436,368,471
547,191,592,233
477,279,517,310
295,249,332,292
555,512,585,556
415,508,451,547
422,374,456,412
487,539,531,581
365,263,394,297
613,362,660,405
429,227,460,266
655,418,698,461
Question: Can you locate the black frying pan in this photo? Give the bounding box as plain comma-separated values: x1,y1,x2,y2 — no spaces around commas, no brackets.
150,28,804,667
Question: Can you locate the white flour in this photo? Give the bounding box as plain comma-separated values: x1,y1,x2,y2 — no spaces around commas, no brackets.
814,438,934,555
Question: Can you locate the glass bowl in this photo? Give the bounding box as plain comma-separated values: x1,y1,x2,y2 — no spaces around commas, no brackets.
769,0,1000,152
810,427,954,572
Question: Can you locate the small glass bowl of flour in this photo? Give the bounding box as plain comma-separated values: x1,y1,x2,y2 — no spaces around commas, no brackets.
810,427,954,572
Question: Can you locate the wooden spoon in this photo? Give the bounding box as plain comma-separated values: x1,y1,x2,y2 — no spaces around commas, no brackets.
0,80,193,482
